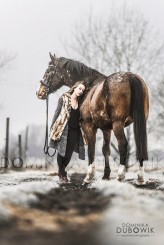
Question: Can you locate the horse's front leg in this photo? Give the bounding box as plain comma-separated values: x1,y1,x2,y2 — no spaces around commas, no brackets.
82,123,97,184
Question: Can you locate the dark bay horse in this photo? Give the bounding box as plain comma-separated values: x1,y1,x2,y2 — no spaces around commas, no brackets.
36,53,149,184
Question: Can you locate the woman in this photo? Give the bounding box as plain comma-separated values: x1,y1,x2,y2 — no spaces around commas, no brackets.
49,81,88,183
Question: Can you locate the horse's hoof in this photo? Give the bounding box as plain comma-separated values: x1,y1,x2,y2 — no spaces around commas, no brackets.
82,181,89,187
117,175,125,181
138,175,144,182
136,174,146,185
117,165,126,181
136,178,146,186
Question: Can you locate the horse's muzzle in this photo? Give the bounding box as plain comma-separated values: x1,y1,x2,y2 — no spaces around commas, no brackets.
36,82,47,100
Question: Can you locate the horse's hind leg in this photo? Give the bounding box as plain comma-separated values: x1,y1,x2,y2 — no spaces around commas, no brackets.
102,129,111,180
113,122,128,181
83,123,97,184
137,160,145,184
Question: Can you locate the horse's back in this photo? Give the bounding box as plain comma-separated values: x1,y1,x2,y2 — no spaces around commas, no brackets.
81,72,149,129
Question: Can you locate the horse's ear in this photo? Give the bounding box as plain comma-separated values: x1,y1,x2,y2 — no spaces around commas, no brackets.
49,52,56,63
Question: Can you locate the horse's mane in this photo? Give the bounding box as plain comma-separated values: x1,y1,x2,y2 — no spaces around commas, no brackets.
58,57,102,78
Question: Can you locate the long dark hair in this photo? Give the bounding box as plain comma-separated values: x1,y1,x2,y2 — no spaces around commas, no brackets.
67,80,87,94
66,80,88,105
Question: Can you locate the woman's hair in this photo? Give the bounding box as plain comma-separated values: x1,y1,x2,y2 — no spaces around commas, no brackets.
67,80,88,95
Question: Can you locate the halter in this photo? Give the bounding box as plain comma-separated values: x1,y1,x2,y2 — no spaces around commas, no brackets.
39,64,56,95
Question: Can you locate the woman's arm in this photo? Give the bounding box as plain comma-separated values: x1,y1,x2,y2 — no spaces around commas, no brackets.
50,97,63,129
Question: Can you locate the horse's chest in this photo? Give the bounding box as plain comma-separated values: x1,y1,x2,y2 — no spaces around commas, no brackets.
81,91,112,126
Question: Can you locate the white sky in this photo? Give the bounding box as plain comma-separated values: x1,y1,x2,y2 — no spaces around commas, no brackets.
0,0,164,147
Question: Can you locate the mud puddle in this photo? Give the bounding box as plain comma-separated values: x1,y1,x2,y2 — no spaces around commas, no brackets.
0,173,109,245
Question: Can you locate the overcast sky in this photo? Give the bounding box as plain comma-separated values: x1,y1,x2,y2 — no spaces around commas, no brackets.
0,0,164,148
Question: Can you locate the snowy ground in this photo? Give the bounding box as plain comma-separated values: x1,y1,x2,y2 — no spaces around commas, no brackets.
0,158,164,245
0,170,59,223
90,158,164,245
91,171,164,245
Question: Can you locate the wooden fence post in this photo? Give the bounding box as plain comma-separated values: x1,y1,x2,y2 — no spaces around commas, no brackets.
18,134,22,160
24,126,29,161
5,117,10,168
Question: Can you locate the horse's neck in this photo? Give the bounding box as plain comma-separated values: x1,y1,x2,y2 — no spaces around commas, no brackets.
65,77,89,88
84,74,104,86
65,72,104,88
65,79,76,88
88,74,106,87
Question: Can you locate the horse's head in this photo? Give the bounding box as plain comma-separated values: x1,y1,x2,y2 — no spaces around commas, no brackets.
36,52,102,99
36,52,74,99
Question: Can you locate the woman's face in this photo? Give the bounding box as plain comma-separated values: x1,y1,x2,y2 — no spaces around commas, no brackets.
74,84,85,97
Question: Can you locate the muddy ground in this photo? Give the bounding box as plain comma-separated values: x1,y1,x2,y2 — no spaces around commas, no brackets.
0,173,109,245
0,169,164,245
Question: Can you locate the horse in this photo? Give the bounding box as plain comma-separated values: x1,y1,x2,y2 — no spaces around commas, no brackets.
36,52,149,185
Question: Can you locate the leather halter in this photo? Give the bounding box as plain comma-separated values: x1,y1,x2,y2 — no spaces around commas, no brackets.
39,64,56,95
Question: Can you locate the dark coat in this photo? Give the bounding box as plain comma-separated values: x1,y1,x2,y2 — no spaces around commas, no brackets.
49,95,85,160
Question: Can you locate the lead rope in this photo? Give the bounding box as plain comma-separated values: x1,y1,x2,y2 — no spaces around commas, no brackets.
44,95,56,157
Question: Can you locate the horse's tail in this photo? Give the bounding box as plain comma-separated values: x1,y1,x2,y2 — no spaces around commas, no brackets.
129,74,148,162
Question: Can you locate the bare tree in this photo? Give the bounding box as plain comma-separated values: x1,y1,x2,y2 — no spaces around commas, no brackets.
66,4,164,160
0,49,16,76
0,49,16,111
70,6,164,81
150,79,164,138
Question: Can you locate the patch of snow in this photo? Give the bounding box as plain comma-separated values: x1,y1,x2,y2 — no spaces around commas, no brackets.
0,170,59,220
90,171,164,245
